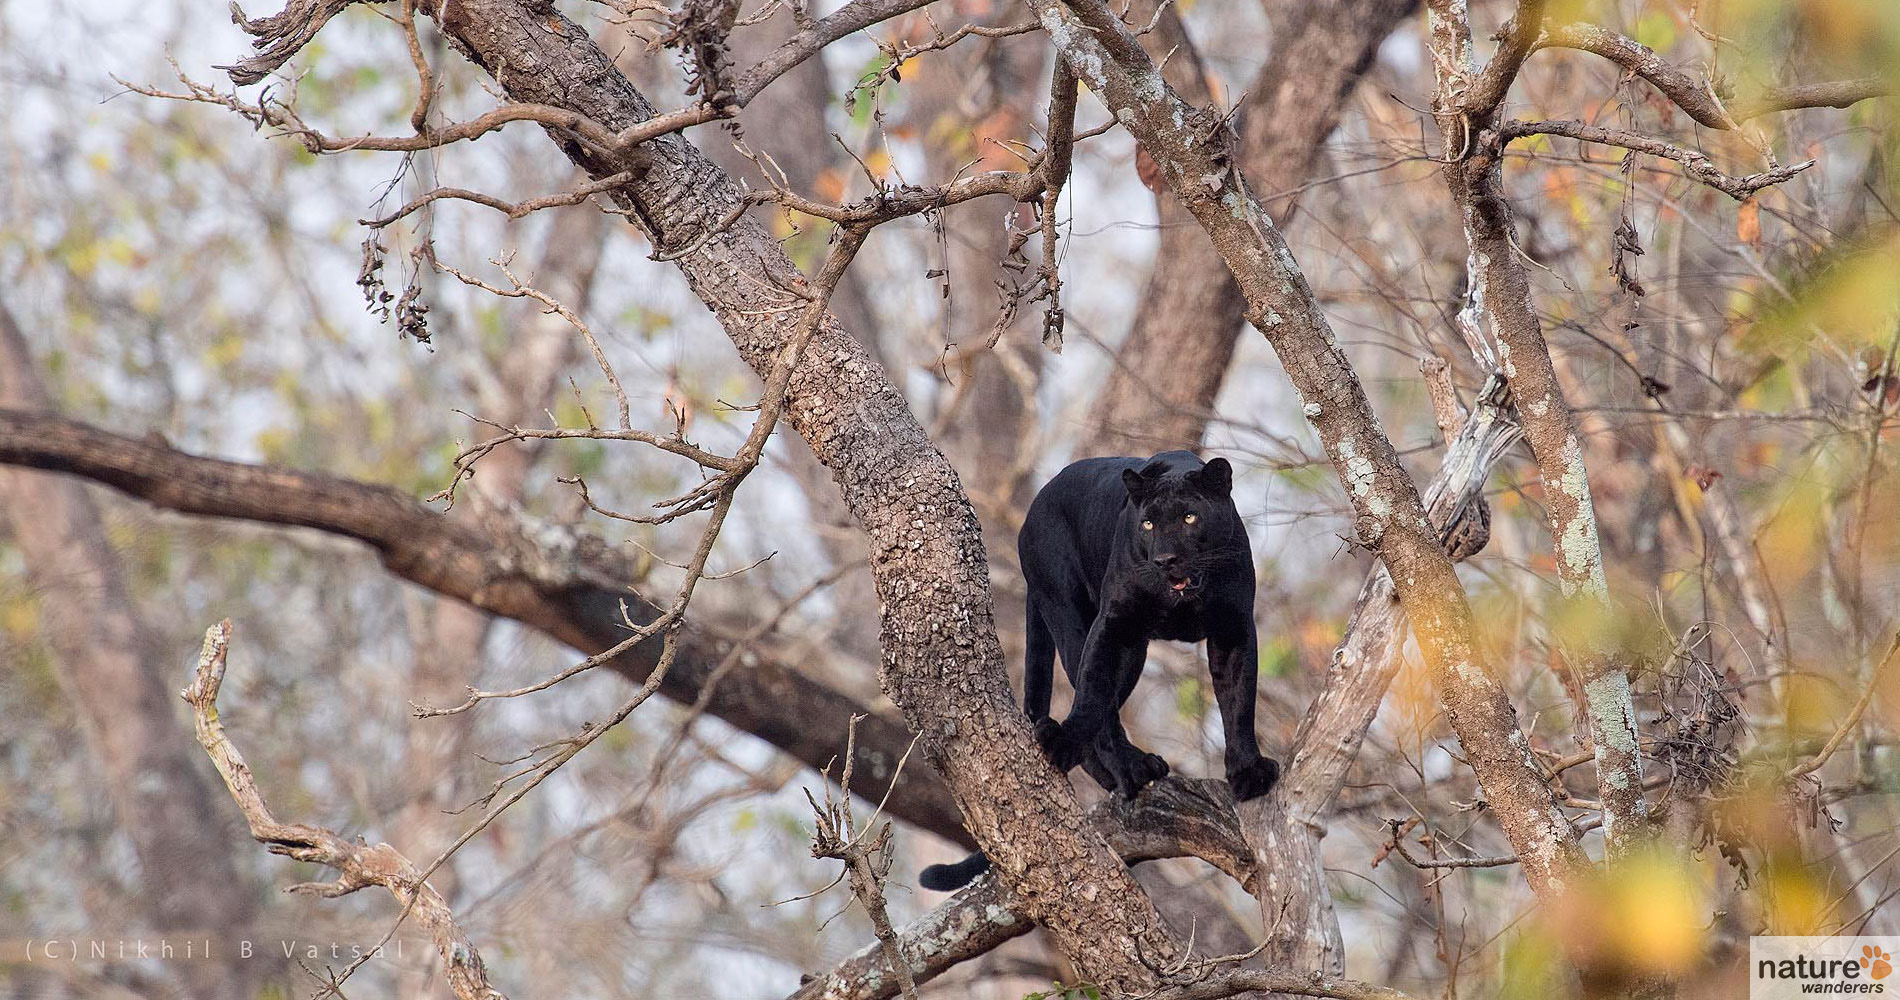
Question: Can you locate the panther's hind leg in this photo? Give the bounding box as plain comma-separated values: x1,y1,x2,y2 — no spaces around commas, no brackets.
1023,596,1056,722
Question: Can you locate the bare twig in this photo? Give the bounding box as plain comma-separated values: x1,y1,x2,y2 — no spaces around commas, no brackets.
182,620,508,1000
1501,119,1813,200
804,717,922,1000
1790,633,1899,780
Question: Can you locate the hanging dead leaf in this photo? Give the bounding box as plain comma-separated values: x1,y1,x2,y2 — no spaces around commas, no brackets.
1737,197,1762,248
1135,146,1166,195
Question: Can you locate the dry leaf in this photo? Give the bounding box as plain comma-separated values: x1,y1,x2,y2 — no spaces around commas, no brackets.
1737,197,1761,247
1135,146,1166,195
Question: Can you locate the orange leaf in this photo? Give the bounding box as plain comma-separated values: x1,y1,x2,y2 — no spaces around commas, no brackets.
1737,197,1762,247
1135,147,1166,195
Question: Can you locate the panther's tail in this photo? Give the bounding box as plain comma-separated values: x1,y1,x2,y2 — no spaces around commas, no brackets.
918,851,990,890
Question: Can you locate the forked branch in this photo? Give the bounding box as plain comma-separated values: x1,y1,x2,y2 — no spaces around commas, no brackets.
183,620,508,1000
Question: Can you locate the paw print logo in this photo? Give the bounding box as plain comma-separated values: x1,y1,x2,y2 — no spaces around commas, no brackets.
1862,945,1893,980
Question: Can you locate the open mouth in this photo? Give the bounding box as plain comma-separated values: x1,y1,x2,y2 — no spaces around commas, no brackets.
1168,576,1194,593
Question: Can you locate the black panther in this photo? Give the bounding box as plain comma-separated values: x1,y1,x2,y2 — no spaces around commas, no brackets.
919,451,1279,891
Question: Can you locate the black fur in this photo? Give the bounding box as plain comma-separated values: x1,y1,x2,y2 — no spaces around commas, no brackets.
919,451,1280,892
916,852,990,891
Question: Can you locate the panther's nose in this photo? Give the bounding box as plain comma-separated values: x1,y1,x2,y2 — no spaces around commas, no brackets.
1153,554,1181,570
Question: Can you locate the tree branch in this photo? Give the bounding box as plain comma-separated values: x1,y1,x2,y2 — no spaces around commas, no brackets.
1427,0,1652,857
322,0,1182,987
184,620,507,1000
1502,118,1813,200
1535,22,1889,128
0,407,972,848
790,775,1256,1000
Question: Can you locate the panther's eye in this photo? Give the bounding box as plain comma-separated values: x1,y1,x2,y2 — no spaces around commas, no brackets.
1141,520,1154,531
1184,513,1198,525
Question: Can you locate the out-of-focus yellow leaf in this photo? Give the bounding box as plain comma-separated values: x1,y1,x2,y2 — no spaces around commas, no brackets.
1542,0,1611,27
1,595,37,637
1782,671,1842,742
1500,926,1567,1000
1742,237,1900,358
1597,852,1707,974
206,331,246,370
254,426,293,463
1173,677,1209,722
1763,858,1830,933
1632,11,1678,52
1549,847,1712,980
1757,476,1827,587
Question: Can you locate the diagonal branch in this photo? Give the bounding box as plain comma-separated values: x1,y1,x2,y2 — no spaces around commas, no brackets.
1427,0,1652,856
1535,22,1890,128
207,0,1186,988
790,775,1256,1000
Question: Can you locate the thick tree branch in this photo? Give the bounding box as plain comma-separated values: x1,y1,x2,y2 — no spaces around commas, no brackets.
1535,22,1889,128
1535,21,1732,129
1732,77,1891,120
1149,969,1421,1000
1428,0,1650,855
1080,0,1419,455
0,407,972,848
790,775,1256,1000
345,0,1180,987
1254,373,1519,974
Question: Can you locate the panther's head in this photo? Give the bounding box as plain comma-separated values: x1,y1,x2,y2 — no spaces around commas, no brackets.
1121,457,1238,597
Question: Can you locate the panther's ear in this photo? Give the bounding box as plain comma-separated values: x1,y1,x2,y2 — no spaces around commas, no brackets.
1193,457,1233,496
1122,467,1157,500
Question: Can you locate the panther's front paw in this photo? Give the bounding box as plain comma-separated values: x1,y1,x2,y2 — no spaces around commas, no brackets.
1227,754,1281,801
1034,718,1090,772
1120,750,1171,799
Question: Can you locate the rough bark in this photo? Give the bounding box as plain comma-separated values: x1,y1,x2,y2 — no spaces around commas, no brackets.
0,407,971,847
1079,0,1419,456
788,775,1256,1000
702,3,889,373
794,381,1517,995
1251,377,1520,975
1026,0,1585,904
0,306,258,1000
1424,0,1648,854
